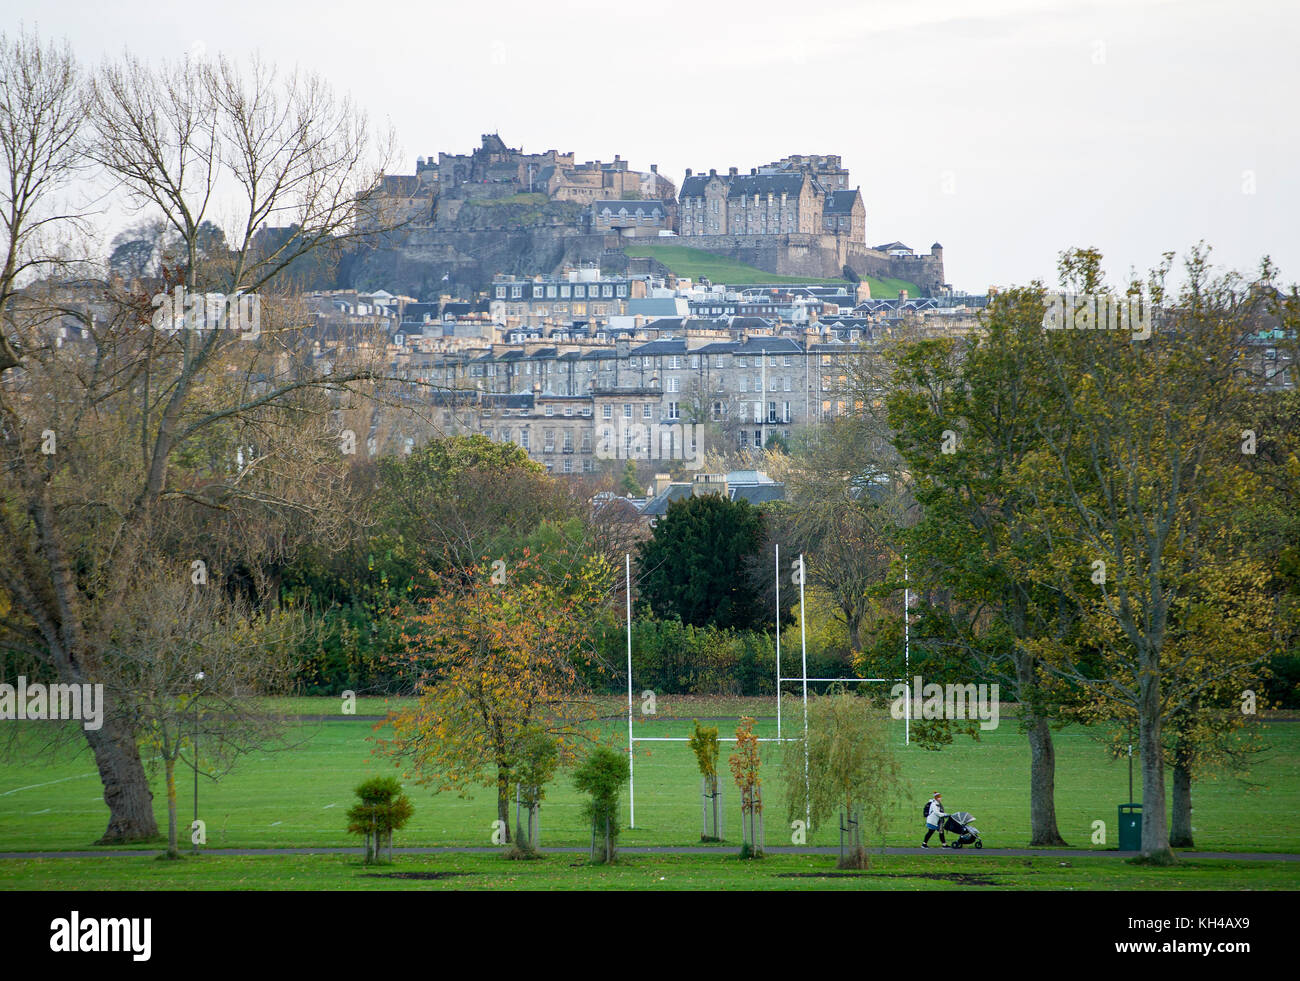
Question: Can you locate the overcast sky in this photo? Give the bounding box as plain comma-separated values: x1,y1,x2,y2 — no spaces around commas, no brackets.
16,0,1296,292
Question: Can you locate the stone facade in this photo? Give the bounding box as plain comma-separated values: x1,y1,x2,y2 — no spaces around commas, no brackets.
677,159,866,244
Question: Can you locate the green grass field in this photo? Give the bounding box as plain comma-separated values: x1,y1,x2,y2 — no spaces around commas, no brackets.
2,696,1297,857
622,242,922,297
2,852,1294,891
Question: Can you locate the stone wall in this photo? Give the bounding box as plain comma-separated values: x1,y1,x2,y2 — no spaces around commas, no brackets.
643,234,946,293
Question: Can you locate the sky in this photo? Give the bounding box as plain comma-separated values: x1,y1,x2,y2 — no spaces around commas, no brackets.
12,0,1296,292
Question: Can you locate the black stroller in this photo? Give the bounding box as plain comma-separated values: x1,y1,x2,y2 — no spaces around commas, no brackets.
941,811,983,849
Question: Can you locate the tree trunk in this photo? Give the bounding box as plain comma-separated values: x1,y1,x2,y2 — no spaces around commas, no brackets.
85,712,158,843
710,775,719,840
497,767,511,844
164,756,178,859
1015,652,1067,846
1025,710,1067,846
1170,752,1194,849
1138,665,1175,863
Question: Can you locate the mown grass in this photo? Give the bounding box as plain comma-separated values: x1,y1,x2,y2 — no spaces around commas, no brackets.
2,698,1297,857
623,242,924,297
1,851,1293,891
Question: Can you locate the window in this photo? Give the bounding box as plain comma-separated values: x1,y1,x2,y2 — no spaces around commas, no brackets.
783,376,792,392
643,404,652,419
562,458,572,473
560,285,571,298
736,356,746,367
616,285,627,297
511,285,522,298
544,404,553,416
564,405,573,416
667,377,679,393
623,404,632,418
602,404,613,419
602,285,613,298
563,431,573,452
670,356,681,369
495,286,506,299
546,286,557,298
739,376,748,392
574,286,585,298
667,402,680,419
520,429,529,450
543,428,555,452
582,432,592,451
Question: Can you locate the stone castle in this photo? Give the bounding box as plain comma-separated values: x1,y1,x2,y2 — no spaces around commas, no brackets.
356,134,946,296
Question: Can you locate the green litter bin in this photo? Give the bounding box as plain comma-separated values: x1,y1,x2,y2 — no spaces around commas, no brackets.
1118,803,1142,851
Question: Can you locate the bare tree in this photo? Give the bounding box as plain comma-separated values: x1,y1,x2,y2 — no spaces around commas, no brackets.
0,40,404,842
103,564,307,858
0,29,86,370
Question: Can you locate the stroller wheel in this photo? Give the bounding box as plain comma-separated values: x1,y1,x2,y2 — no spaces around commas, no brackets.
974,840,983,849
951,841,962,849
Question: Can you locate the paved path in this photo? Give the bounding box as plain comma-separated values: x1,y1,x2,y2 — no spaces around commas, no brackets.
1,845,1296,860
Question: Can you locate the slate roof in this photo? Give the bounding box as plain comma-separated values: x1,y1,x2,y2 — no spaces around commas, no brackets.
629,339,688,356
725,173,807,198
679,175,716,198
732,485,785,506
640,483,694,516
627,298,684,316
733,335,802,354
824,189,861,214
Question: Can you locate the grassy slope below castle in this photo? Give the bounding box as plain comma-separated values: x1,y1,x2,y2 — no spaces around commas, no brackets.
622,242,921,297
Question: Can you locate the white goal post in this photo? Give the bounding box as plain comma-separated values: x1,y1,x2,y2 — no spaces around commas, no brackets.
623,546,912,829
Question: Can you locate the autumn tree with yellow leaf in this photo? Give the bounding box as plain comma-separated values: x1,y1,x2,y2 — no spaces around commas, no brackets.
382,554,613,843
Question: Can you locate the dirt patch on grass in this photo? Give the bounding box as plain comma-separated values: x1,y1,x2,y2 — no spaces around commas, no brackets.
779,871,1007,886
360,871,471,880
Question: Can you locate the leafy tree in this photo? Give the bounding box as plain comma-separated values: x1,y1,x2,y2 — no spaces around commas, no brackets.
885,285,1080,845
1013,246,1276,862
728,716,764,858
346,776,414,864
637,494,766,631
382,555,610,842
572,745,629,863
508,727,558,858
618,459,641,496
688,719,722,840
782,690,904,868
